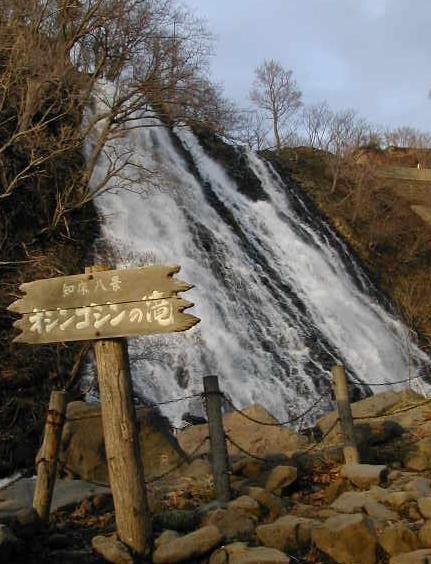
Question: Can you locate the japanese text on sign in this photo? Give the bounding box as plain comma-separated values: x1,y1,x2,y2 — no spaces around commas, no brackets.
29,298,174,336
62,275,122,297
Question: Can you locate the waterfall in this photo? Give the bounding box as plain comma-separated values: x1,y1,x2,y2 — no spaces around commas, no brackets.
86,92,430,426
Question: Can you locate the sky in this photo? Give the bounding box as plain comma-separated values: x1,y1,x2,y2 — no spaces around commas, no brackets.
184,0,430,131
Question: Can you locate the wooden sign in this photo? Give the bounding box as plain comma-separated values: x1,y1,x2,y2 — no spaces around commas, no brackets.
9,265,200,344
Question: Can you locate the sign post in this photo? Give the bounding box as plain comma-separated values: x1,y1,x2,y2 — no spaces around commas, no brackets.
9,264,199,558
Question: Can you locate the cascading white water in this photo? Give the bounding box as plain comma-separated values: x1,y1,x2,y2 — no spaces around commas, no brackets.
86,90,430,425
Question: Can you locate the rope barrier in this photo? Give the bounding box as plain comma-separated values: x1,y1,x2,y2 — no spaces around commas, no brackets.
294,417,340,456
150,393,203,407
226,417,340,462
225,434,270,463
222,391,329,427
352,397,431,420
349,372,430,387
66,393,203,422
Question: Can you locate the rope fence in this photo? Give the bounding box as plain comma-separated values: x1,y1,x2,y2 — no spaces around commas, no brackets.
9,364,430,514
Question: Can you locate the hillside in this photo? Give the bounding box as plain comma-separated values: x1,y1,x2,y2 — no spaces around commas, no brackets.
265,147,431,352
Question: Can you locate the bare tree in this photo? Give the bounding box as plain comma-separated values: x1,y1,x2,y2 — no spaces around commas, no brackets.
236,110,270,151
250,59,302,150
301,101,334,150
0,0,232,229
384,126,431,149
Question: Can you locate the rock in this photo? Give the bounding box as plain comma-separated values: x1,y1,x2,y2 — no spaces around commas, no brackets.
406,478,431,497
290,503,320,519
232,458,267,479
153,510,198,532
368,485,391,503
178,404,307,459
203,508,256,541
265,466,297,494
59,401,186,483
256,515,313,551
321,477,349,504
231,478,249,497
247,487,284,521
386,491,416,509
0,477,110,521
0,524,19,561
209,541,290,563
419,498,431,520
340,464,388,489
364,501,398,522
388,470,402,482
154,530,180,548
316,508,338,519
196,501,228,521
312,513,377,564
419,522,431,547
355,420,405,447
331,491,370,513
228,496,260,519
404,438,431,471
317,390,422,443
153,525,223,563
183,458,212,479
378,523,420,556
406,501,422,521
92,534,134,564
389,549,431,563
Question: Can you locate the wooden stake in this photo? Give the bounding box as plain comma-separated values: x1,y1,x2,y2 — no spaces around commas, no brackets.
204,375,231,501
332,365,360,464
33,390,67,523
88,265,151,557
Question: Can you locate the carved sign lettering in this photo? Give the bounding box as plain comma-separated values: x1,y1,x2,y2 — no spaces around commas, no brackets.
9,266,199,344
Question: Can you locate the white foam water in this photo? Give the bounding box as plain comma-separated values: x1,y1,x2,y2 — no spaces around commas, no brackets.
86,88,429,425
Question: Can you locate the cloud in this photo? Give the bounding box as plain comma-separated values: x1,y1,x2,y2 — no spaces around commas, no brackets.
185,0,430,130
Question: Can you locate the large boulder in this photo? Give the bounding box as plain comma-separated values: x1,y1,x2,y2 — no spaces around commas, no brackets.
403,438,431,471
419,522,431,547
340,464,388,489
58,401,187,483
247,487,284,522
0,478,110,521
389,549,431,564
152,525,223,563
178,404,307,459
256,515,313,552
91,534,134,564
330,491,370,513
418,497,431,519
363,500,398,522
378,523,420,556
203,508,256,542
312,513,377,564
228,496,261,519
209,542,290,563
316,390,423,445
265,466,297,494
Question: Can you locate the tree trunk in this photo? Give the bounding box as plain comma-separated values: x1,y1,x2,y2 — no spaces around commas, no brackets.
273,112,281,150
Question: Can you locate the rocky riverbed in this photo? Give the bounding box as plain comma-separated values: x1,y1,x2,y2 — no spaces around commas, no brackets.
3,389,431,563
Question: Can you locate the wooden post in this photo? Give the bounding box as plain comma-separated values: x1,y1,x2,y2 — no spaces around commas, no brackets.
332,365,360,464
204,375,231,501
88,265,151,558
33,390,67,523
